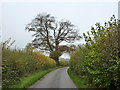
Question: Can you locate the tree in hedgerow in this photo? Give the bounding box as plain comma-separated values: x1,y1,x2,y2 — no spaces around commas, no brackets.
25,13,81,64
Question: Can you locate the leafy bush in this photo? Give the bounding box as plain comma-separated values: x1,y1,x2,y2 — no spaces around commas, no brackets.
49,50,62,65
32,51,56,69
2,41,56,88
59,60,67,66
2,49,36,87
69,15,120,89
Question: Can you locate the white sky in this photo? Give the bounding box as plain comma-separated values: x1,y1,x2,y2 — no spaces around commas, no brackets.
0,0,118,58
2,2,118,48
0,0,118,57
0,0,119,2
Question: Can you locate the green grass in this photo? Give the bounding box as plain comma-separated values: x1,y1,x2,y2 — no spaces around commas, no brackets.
9,66,61,88
67,69,92,88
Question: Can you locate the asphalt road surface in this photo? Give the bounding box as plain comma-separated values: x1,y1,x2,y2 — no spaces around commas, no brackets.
29,67,77,88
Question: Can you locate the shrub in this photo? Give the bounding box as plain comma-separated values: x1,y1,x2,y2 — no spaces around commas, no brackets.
2,41,56,88
59,60,67,66
2,48,38,87
32,51,56,69
69,15,120,89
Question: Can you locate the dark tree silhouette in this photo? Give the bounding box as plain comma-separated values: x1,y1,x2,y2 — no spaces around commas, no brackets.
26,13,81,64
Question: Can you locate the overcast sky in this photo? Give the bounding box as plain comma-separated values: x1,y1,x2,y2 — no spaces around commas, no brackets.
1,1,118,58
2,2,118,49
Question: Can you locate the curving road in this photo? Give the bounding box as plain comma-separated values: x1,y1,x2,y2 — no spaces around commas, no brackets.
29,67,77,88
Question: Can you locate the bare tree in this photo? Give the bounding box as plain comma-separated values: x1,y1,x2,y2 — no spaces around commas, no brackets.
25,13,81,64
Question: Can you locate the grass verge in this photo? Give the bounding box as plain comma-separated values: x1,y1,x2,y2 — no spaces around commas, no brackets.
67,68,92,88
9,66,61,88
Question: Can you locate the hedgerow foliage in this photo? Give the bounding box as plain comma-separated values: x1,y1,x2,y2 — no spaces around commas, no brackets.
69,15,120,89
59,60,68,66
32,52,56,69
2,40,56,88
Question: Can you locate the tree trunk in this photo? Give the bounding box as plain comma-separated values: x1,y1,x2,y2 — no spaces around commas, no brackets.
56,57,60,65
49,51,61,65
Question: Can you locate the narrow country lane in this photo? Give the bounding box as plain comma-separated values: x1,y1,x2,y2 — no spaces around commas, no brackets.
29,67,77,88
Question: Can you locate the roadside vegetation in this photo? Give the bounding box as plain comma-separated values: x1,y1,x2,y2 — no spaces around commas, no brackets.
2,13,80,88
9,66,60,88
1,39,57,88
69,15,120,89
67,69,92,88
59,60,68,66
2,13,120,89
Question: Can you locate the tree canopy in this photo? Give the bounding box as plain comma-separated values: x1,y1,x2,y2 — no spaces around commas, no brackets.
26,13,81,51
25,13,81,63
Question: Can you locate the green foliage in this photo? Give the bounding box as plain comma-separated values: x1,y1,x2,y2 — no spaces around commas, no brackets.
59,60,68,66
69,15,120,89
2,41,56,88
32,51,56,69
9,66,60,88
49,50,62,65
67,69,92,88
2,49,35,87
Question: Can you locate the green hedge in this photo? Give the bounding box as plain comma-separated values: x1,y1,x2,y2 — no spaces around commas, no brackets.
9,66,60,88
2,48,56,88
69,15,120,89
